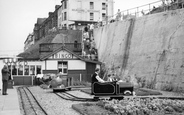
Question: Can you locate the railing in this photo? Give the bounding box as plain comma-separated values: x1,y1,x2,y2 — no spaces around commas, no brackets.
104,0,184,24
81,54,98,61
39,43,82,52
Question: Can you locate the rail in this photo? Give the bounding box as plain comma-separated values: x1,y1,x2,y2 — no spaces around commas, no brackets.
103,0,184,25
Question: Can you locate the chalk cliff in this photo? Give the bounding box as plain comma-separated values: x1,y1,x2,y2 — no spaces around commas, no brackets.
94,9,184,91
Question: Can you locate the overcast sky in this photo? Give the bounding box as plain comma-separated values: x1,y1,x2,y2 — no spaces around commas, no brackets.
0,0,159,56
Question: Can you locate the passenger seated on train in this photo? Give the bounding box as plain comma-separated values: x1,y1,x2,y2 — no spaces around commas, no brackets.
92,68,105,83
107,74,113,82
107,73,120,82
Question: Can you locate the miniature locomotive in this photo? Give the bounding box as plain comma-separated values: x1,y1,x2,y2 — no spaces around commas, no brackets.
91,81,134,99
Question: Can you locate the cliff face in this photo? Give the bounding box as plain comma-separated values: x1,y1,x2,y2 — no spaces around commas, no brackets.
94,9,184,91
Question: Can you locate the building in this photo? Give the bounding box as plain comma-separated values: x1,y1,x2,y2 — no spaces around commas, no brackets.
33,5,61,41
58,0,114,29
33,18,47,41
10,30,100,86
39,44,100,85
24,33,35,51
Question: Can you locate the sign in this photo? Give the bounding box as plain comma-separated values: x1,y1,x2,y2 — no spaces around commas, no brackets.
49,50,76,59
72,8,100,13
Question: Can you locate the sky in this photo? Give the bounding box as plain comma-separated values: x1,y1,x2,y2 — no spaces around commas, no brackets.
0,0,159,56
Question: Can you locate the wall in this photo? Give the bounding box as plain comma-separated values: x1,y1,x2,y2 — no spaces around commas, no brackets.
94,9,184,91
68,60,85,70
13,76,33,85
45,59,86,70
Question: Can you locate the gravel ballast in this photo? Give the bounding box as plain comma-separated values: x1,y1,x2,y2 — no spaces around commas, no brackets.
24,86,87,115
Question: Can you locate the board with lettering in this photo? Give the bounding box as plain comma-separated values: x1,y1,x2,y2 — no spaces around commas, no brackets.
49,50,77,59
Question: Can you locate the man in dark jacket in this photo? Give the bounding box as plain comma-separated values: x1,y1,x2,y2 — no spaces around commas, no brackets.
1,65,10,95
91,68,105,84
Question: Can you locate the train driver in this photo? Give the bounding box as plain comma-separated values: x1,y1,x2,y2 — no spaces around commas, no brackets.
92,68,105,83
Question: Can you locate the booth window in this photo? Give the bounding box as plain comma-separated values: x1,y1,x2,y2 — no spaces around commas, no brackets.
18,65,23,75
58,61,68,75
36,65,41,75
24,65,29,75
12,65,17,75
10,64,41,76
30,66,35,75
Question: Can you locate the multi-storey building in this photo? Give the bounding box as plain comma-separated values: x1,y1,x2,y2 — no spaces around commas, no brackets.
24,33,35,51
33,18,46,41
34,5,60,41
58,0,114,29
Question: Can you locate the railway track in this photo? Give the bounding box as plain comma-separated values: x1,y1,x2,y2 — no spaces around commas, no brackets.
17,87,48,115
55,90,184,102
54,91,96,102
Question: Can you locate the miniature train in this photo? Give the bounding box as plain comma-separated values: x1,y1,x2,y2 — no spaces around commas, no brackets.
52,78,134,99
39,73,134,99
91,81,134,99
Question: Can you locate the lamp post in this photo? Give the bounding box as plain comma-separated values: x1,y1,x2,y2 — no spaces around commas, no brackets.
3,58,19,88
3,57,27,74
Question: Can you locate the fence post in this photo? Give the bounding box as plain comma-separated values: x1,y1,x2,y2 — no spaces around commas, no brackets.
80,74,82,82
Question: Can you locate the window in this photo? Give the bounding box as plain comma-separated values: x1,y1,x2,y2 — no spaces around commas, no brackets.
102,3,106,10
102,13,106,21
90,13,94,21
58,61,68,75
12,65,17,75
24,65,29,75
64,12,67,20
36,65,41,75
30,66,35,75
18,65,23,75
64,0,67,9
62,13,63,21
90,2,94,9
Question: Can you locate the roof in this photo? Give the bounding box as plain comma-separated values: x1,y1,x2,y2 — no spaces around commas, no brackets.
17,33,57,60
17,30,82,60
40,46,101,64
37,18,47,25
24,33,33,44
52,30,82,43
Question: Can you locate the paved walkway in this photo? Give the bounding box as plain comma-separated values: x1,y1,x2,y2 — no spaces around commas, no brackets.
0,87,21,115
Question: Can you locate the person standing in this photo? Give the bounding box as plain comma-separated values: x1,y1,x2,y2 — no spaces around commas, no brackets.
1,65,10,95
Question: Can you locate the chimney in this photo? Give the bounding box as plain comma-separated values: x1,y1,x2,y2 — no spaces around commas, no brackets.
55,5,60,10
49,12,53,17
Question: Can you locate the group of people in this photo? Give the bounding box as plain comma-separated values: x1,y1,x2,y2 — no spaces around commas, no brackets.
82,24,98,61
92,68,119,83
1,65,10,95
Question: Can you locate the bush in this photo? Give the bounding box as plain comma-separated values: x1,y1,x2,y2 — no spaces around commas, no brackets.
135,76,146,88
161,82,175,92
97,98,184,115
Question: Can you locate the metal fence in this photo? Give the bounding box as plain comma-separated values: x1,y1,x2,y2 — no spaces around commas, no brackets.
106,0,184,24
